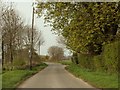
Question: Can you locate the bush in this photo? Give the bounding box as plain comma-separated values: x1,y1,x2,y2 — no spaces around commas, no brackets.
93,55,104,71
72,41,120,73
77,54,94,70
102,41,119,73
13,58,26,70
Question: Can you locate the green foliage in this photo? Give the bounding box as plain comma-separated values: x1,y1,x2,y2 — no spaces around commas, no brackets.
36,2,120,55
93,55,104,71
66,63,118,88
13,58,26,70
2,70,33,88
102,41,119,73
32,63,48,71
78,54,94,70
2,63,48,88
3,48,42,70
0,75,1,90
72,41,120,73
59,60,72,65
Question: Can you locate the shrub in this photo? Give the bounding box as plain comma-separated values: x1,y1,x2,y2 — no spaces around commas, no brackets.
72,41,120,73
13,58,26,70
93,55,104,71
102,41,119,73
77,54,94,70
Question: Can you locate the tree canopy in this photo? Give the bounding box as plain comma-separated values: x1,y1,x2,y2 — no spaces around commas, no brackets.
36,2,120,55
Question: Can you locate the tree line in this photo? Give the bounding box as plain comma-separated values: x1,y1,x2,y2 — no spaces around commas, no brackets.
0,3,44,70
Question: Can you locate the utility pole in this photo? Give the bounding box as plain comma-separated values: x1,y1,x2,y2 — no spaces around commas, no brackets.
38,41,40,55
30,4,35,70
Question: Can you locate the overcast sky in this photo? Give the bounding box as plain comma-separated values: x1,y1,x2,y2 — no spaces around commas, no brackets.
2,0,71,56
15,1,58,55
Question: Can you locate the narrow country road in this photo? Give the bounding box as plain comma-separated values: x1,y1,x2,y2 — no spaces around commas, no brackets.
18,62,96,88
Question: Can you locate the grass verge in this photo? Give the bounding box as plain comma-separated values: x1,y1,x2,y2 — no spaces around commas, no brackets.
59,60,72,65
2,63,48,89
64,63,118,88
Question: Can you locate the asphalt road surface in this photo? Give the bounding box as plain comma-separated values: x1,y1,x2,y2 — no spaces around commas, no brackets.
18,62,97,88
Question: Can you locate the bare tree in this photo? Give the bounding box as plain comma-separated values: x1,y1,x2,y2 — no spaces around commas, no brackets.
48,46,64,61
22,25,45,70
23,25,45,54
1,4,24,70
0,2,45,70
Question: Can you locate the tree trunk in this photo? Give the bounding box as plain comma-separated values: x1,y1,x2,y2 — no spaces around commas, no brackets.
2,36,4,70
10,41,13,70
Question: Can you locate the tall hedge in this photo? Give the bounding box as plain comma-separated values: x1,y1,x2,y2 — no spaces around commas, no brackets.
72,41,120,73
102,41,119,73
77,54,94,70
93,55,104,71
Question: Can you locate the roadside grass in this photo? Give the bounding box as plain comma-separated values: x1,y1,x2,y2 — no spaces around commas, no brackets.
0,74,2,89
2,63,48,89
0,65,2,89
59,60,72,65
64,63,118,88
